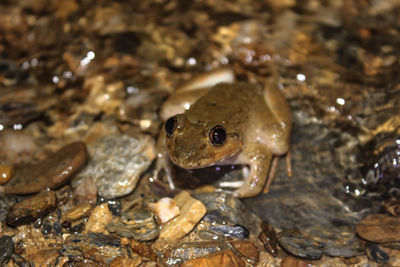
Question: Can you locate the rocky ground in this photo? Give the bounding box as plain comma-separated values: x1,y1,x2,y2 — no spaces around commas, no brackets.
1,0,400,266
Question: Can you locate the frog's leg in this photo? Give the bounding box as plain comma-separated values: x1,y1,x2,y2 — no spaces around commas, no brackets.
233,143,272,198
153,128,175,189
263,81,291,155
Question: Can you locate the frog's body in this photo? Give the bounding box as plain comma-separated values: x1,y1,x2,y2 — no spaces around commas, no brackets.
157,71,291,198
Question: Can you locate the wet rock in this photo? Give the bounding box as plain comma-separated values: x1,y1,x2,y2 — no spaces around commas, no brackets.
74,177,97,204
209,224,249,239
148,197,180,223
365,243,389,263
383,198,400,216
107,220,158,241
62,233,122,263
281,256,311,267
255,252,275,267
5,142,88,195
107,210,159,241
230,240,259,265
0,193,17,222
6,190,57,227
0,165,13,185
64,203,92,221
11,253,33,267
259,221,278,257
194,192,260,234
109,254,142,267
107,199,122,217
159,191,206,241
0,102,40,128
278,230,324,260
130,240,157,261
24,248,59,266
356,214,400,243
84,203,113,233
180,249,245,267
72,134,155,198
0,235,14,266
165,240,226,264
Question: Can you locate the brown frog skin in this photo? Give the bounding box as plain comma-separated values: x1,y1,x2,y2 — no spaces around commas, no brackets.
157,75,291,198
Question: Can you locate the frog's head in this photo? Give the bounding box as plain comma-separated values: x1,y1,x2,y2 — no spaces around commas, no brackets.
164,114,243,168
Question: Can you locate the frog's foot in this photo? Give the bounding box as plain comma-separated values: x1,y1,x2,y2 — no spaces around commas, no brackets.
233,144,272,198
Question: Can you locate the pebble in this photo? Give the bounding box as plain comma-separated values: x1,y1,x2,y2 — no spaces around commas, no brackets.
130,240,157,261
62,233,122,263
6,190,57,227
281,256,311,267
159,191,206,241
259,221,278,257
230,240,259,265
278,230,324,260
74,177,98,204
106,210,159,241
365,243,389,263
0,165,13,185
356,214,400,243
84,203,113,233
5,142,88,194
180,249,245,267
209,224,249,239
148,197,180,223
165,240,225,264
109,254,142,267
0,235,14,266
64,203,92,221
383,199,400,216
72,134,155,198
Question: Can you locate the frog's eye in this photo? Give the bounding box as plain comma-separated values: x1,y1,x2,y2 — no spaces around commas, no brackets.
165,116,177,137
209,125,226,147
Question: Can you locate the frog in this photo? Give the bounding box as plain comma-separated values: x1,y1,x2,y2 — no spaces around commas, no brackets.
155,69,291,198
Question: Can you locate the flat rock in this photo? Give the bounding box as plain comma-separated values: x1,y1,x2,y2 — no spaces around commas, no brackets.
356,214,400,243
6,190,57,226
180,249,245,267
84,203,113,233
72,134,155,198
5,142,88,194
0,236,14,266
159,191,206,241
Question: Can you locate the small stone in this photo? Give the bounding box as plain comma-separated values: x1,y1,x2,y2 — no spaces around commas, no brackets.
180,249,245,267
0,236,14,266
259,221,278,257
64,203,92,221
383,199,400,216
109,254,142,267
159,191,206,241
356,214,400,243
148,197,180,223
72,134,155,198
85,203,113,233
230,240,259,265
24,249,59,266
130,240,157,261
6,190,57,227
281,256,311,267
209,224,249,239
0,165,13,185
62,233,122,263
107,210,159,241
278,230,324,260
5,142,88,194
365,243,389,263
74,177,98,204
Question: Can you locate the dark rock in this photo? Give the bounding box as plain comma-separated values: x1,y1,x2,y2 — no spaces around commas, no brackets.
278,230,324,260
0,235,14,266
0,102,40,128
5,142,88,195
62,233,122,263
6,190,57,227
11,253,33,267
209,224,249,239
107,199,122,216
365,243,389,263
259,221,278,257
